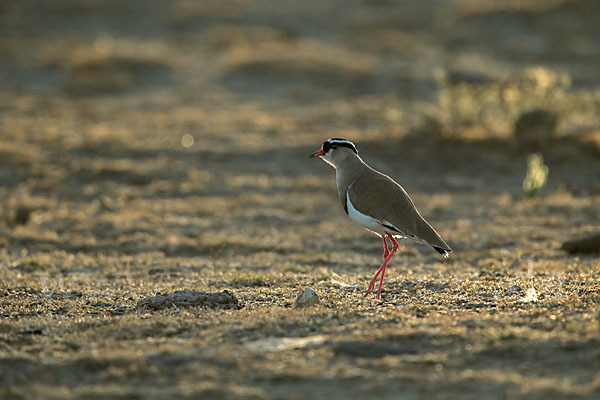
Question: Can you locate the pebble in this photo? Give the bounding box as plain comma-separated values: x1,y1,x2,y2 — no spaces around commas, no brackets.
294,288,320,308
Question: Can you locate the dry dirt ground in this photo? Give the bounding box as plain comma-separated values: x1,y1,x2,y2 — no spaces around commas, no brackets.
1,1,600,399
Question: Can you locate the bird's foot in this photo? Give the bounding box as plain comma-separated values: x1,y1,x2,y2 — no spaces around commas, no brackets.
364,274,379,297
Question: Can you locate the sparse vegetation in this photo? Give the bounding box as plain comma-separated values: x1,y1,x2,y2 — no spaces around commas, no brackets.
523,152,550,197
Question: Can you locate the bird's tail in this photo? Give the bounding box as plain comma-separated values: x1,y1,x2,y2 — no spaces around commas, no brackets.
433,246,451,258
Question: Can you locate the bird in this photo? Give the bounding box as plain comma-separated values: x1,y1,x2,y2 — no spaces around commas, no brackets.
310,138,451,298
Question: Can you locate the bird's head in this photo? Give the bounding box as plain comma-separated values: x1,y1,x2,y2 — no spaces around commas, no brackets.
309,138,358,168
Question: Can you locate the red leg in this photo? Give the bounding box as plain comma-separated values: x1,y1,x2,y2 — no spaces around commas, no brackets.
382,235,389,259
375,234,399,298
365,263,386,296
372,236,390,283
365,236,390,296
365,234,398,298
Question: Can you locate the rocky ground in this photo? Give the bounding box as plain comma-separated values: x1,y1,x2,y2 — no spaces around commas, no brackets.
1,1,600,399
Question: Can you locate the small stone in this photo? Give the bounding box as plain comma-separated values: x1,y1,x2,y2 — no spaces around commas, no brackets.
520,287,539,303
294,288,320,308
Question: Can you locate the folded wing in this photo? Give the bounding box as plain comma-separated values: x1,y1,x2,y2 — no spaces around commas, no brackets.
347,175,451,256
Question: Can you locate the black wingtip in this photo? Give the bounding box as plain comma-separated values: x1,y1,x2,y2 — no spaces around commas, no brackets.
433,246,452,258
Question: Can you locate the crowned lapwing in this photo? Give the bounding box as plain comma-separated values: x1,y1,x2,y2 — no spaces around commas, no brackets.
310,138,451,298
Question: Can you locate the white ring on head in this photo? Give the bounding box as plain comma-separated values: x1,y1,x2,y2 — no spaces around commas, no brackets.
326,139,357,154
327,139,354,146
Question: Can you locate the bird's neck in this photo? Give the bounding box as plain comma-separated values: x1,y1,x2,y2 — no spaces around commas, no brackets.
335,155,370,202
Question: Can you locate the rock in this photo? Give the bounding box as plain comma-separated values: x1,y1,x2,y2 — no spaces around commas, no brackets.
561,234,600,254
138,289,243,310
514,109,558,151
520,287,539,303
294,288,320,308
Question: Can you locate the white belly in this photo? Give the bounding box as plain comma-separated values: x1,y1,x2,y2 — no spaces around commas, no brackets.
346,192,387,236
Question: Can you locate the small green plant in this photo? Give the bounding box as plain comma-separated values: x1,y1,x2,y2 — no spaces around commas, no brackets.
522,152,549,197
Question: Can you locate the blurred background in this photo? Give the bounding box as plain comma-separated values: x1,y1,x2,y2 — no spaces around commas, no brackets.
3,0,600,141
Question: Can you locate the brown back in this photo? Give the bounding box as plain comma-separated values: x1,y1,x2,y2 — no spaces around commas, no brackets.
347,174,451,251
